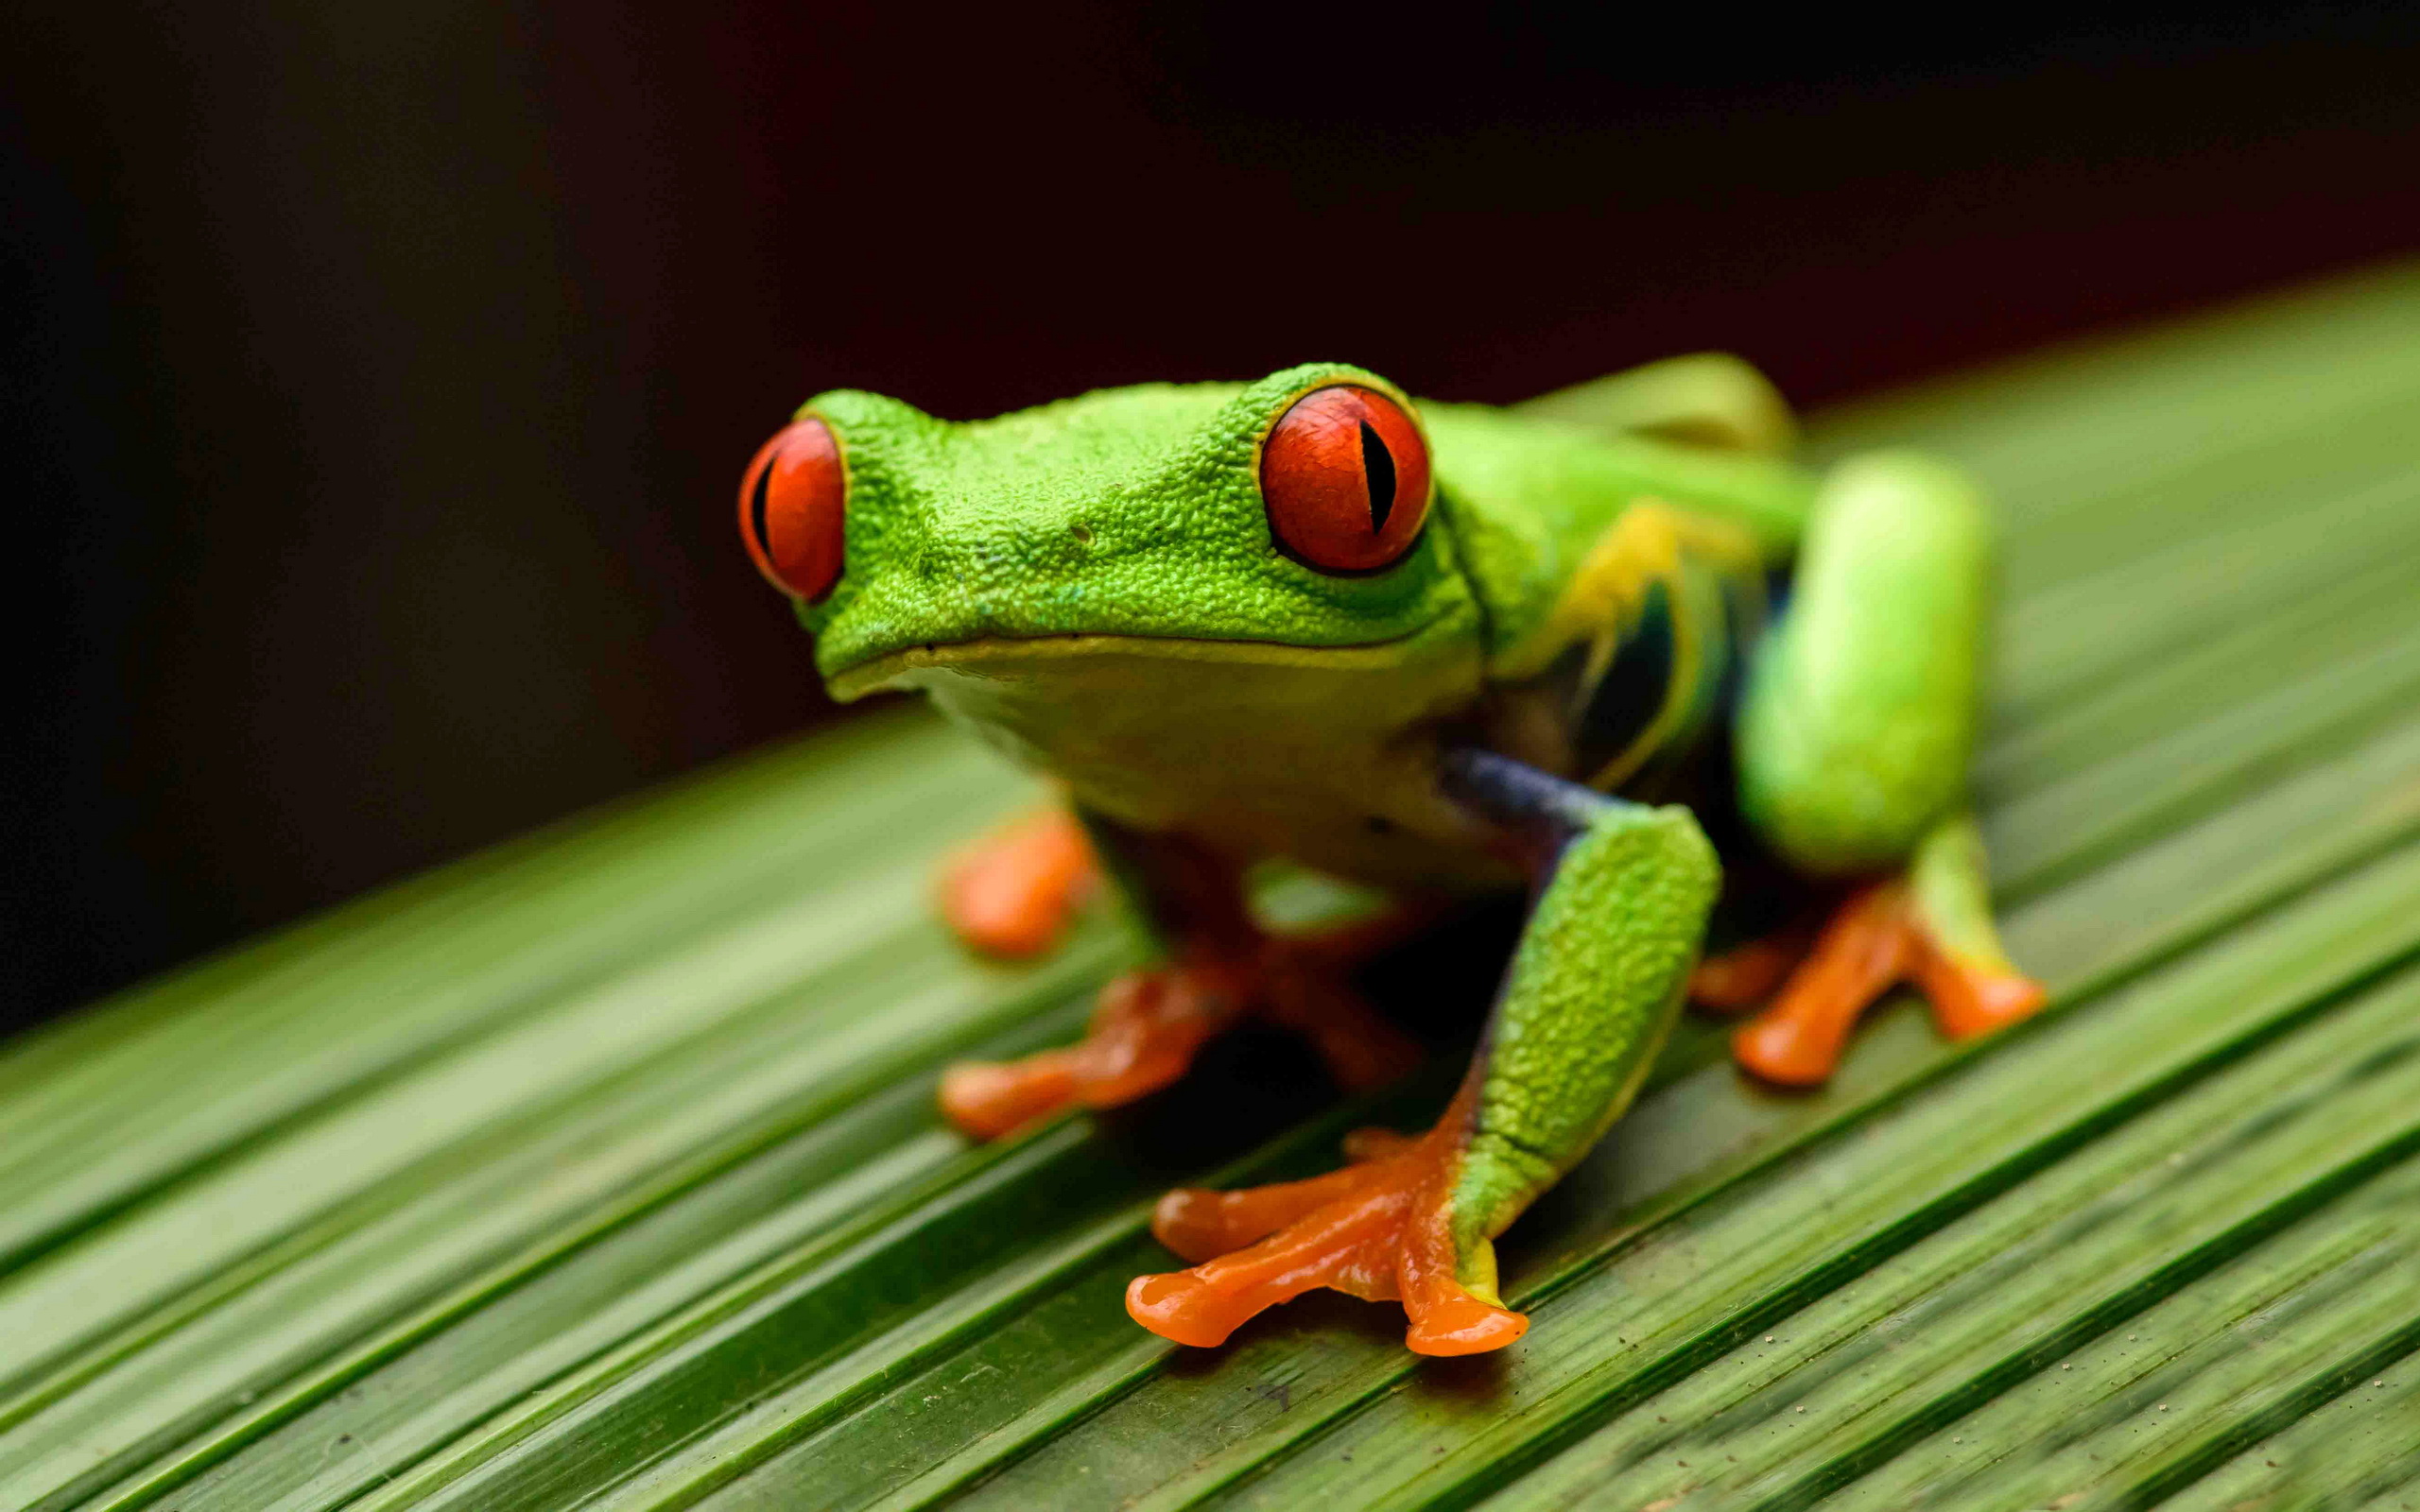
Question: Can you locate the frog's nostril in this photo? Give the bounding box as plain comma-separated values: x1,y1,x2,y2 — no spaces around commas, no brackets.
1070,524,1095,548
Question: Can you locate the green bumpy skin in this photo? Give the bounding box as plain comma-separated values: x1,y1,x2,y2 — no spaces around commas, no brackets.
1418,403,1813,663
800,367,1474,683
1737,452,1993,874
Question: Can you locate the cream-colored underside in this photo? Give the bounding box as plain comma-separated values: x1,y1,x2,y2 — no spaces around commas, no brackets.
832,630,1515,890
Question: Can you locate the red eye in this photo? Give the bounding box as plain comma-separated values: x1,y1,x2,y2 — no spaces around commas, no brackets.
737,417,845,603
1260,386,1431,574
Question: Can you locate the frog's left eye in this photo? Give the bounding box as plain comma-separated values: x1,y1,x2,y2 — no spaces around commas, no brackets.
737,417,845,603
1260,386,1432,574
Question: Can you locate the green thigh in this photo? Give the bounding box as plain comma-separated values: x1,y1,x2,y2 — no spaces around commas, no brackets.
1736,451,1995,876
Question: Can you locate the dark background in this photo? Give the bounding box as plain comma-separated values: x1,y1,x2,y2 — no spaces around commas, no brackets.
7,1,2420,1036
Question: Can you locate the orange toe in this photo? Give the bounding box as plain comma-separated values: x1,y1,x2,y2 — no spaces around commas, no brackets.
1406,1294,1530,1356
940,807,1098,958
1126,1271,1249,1349
1918,954,2049,1039
1150,1160,1384,1263
939,1053,1083,1141
1732,884,1910,1087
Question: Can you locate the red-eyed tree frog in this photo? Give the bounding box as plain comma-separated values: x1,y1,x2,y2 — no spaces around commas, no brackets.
737,353,2046,1358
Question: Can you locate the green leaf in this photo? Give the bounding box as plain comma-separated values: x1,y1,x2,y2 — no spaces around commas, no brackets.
7,264,2420,1510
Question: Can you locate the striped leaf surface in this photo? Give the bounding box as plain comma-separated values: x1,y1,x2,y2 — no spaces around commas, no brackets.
7,265,2420,1511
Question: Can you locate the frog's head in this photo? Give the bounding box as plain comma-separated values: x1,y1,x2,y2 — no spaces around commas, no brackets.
737,364,1478,702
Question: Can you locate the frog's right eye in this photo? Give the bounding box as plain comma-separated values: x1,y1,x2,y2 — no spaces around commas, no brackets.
738,417,845,603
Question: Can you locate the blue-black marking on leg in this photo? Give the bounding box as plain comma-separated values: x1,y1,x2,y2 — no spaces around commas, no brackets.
1575,579,1674,771
1442,748,1646,883
1722,567,1792,721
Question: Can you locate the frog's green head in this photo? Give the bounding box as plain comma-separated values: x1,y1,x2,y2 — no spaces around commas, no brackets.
737,363,1478,702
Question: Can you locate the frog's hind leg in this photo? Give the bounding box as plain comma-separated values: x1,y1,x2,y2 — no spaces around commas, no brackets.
1129,750,1719,1356
1724,452,2047,1086
939,803,1099,959
1512,351,1797,455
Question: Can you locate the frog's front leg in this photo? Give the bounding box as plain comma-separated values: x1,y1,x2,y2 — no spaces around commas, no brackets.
1703,452,2048,1084
1127,749,1718,1356
937,812,1423,1141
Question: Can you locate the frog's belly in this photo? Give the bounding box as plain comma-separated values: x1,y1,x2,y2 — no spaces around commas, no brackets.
887,635,1515,891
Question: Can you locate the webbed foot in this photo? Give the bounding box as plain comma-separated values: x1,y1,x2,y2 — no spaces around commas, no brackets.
938,921,1424,1141
1127,1102,1526,1355
940,958,1247,1140
1726,876,2046,1087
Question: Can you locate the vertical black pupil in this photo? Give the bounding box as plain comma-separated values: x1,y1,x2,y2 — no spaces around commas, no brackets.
1357,421,1397,534
749,454,776,555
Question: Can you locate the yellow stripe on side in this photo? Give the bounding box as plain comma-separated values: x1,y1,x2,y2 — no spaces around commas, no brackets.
1495,500,1766,792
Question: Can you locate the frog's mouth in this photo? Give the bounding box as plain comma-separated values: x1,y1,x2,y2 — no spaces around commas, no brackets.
823,628,1445,703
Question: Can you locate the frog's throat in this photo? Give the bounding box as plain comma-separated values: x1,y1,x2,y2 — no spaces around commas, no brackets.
823,629,1442,703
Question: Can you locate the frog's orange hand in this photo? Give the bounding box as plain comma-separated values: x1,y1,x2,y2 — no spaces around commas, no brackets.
940,959,1246,1139
940,943,1423,1141
1727,818,2048,1087
938,883,1425,1143
1127,1092,1527,1357
940,806,1098,959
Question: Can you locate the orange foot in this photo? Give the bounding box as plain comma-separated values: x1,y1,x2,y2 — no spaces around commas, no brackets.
1127,1107,1527,1355
940,958,1247,1140
937,922,1425,1142
940,806,1098,958
1725,882,2048,1087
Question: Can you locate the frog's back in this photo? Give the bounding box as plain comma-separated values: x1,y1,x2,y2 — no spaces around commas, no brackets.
1425,402,1819,794
1425,404,1812,656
